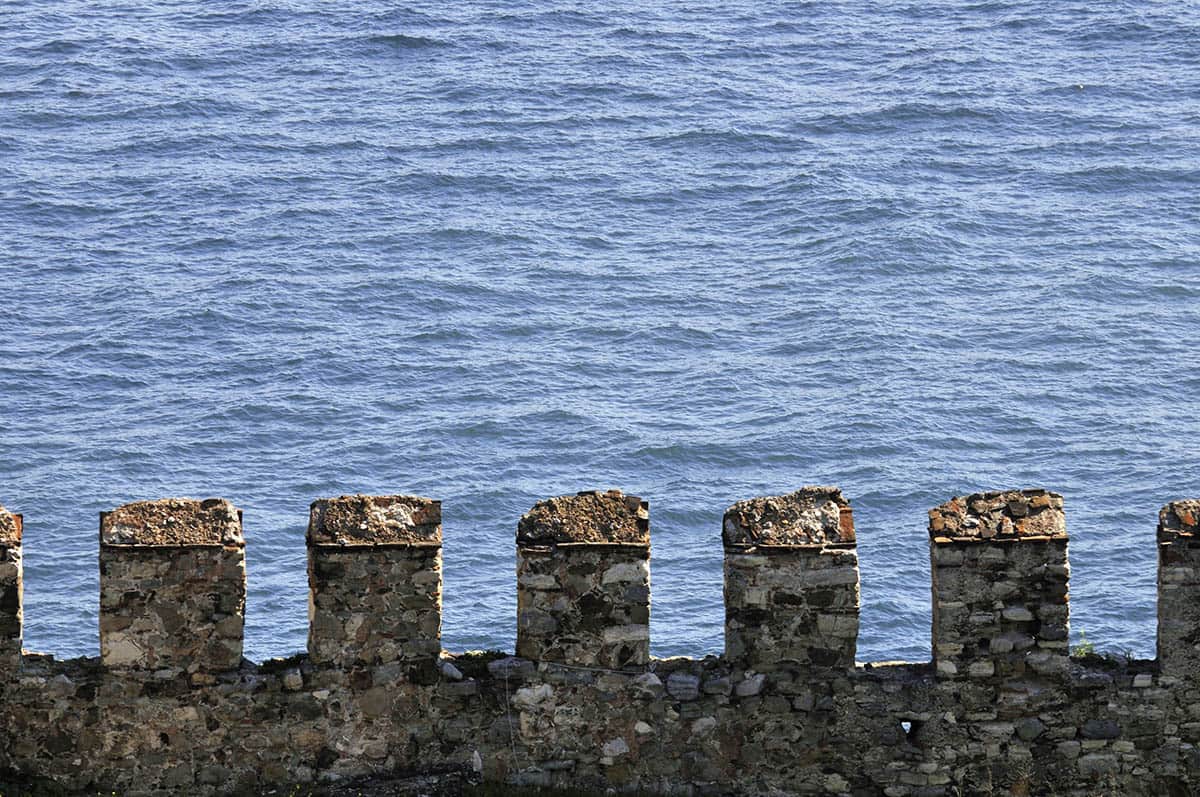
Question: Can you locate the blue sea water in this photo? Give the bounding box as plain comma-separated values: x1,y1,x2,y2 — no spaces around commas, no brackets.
1,1,1198,665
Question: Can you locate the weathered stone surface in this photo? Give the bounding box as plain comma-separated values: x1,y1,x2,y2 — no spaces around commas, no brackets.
1078,753,1118,777
516,493,650,668
0,505,21,545
1081,718,1121,739
723,486,854,547
1157,500,1200,679
928,489,1065,540
99,500,245,673
305,494,443,671
101,498,243,546
631,672,664,700
702,674,732,695
930,489,1070,686
1016,717,1046,741
512,683,553,710
1159,500,1200,539
307,494,441,546
100,544,245,673
282,668,304,691
666,672,700,701
487,656,535,681
735,673,765,697
1,490,1199,797
516,490,649,546
4,645,1196,796
0,506,21,669
725,488,860,672
308,546,442,668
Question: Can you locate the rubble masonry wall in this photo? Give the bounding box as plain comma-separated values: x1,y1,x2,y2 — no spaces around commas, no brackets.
0,489,1197,797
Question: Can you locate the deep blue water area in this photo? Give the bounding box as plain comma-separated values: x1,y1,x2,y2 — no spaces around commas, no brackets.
1,2,1198,664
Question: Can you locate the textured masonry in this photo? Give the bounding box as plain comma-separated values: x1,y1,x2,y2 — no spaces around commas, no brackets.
928,489,1069,682
516,490,650,668
99,498,245,676
1158,499,1200,679
723,487,859,671
307,494,443,672
0,505,21,671
1,487,1200,797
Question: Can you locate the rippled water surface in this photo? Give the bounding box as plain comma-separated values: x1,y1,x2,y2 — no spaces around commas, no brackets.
2,1,1198,663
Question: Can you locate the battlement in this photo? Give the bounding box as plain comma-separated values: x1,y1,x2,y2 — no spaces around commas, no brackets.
928,489,1070,684
723,487,859,672
98,498,246,676
0,487,1198,796
1157,499,1200,680
306,494,443,673
516,490,651,668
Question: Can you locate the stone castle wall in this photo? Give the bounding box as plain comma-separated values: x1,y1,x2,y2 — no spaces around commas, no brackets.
0,488,1198,796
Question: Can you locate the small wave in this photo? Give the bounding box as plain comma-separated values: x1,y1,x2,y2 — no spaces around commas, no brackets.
1071,20,1156,44
361,33,450,51
998,15,1039,30
636,128,800,153
802,102,1002,135
1039,163,1200,193
14,38,87,56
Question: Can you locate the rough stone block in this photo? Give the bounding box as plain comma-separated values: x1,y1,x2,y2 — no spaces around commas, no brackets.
723,487,859,671
516,490,650,668
307,494,443,670
928,489,1069,684
99,498,245,674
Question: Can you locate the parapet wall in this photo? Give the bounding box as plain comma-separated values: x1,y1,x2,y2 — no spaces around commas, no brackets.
0,488,1197,796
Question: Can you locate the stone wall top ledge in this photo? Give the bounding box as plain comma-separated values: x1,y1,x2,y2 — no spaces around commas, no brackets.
100,498,243,547
928,488,1065,541
0,504,21,545
1159,499,1200,542
722,486,854,547
724,541,858,554
517,489,649,547
307,494,442,547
